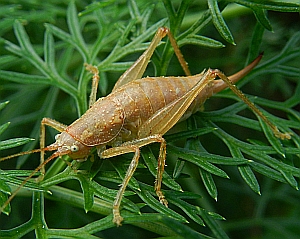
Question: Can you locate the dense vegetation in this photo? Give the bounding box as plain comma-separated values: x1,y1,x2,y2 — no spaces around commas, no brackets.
0,1,299,238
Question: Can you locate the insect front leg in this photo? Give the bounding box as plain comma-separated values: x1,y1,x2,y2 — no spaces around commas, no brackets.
84,63,100,107
39,118,67,180
99,135,167,226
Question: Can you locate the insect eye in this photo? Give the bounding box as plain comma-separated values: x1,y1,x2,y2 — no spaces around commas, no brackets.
70,145,79,152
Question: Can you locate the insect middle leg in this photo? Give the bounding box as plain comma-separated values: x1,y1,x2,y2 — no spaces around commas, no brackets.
99,134,167,226
112,27,191,91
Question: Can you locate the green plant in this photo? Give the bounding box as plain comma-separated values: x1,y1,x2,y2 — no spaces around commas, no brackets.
0,0,300,238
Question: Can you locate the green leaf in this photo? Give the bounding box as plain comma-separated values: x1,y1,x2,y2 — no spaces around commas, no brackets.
199,167,218,200
191,156,228,178
0,170,44,191
92,177,139,214
67,1,89,61
77,174,95,212
12,20,45,69
0,138,34,151
165,190,205,225
138,187,188,223
0,70,49,85
233,0,300,12
169,199,205,226
179,35,225,48
238,165,261,195
0,178,11,215
159,217,207,239
208,0,235,45
128,0,141,19
258,117,287,158
198,208,230,239
78,0,115,16
0,190,10,215
44,29,56,70
45,24,72,45
141,147,182,191
165,127,217,143
246,22,265,65
247,151,300,179
169,145,249,166
0,101,9,111
251,7,272,31
221,134,261,194
280,170,299,190
0,179,11,195
0,122,10,136
172,159,186,179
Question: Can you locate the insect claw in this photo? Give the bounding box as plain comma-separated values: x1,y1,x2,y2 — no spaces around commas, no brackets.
156,191,168,207
274,129,292,140
160,198,168,207
113,207,124,226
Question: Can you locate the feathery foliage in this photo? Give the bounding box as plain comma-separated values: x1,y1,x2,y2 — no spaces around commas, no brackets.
0,1,299,238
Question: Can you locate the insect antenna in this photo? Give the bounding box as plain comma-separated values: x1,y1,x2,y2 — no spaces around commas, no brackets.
0,144,59,162
0,145,60,215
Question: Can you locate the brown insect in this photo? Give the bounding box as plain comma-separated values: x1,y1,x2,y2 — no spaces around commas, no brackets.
0,27,291,226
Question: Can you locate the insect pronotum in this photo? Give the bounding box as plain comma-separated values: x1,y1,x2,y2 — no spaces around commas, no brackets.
0,27,291,226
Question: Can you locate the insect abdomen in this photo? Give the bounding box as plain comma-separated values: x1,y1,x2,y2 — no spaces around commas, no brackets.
112,74,213,136
134,75,212,119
